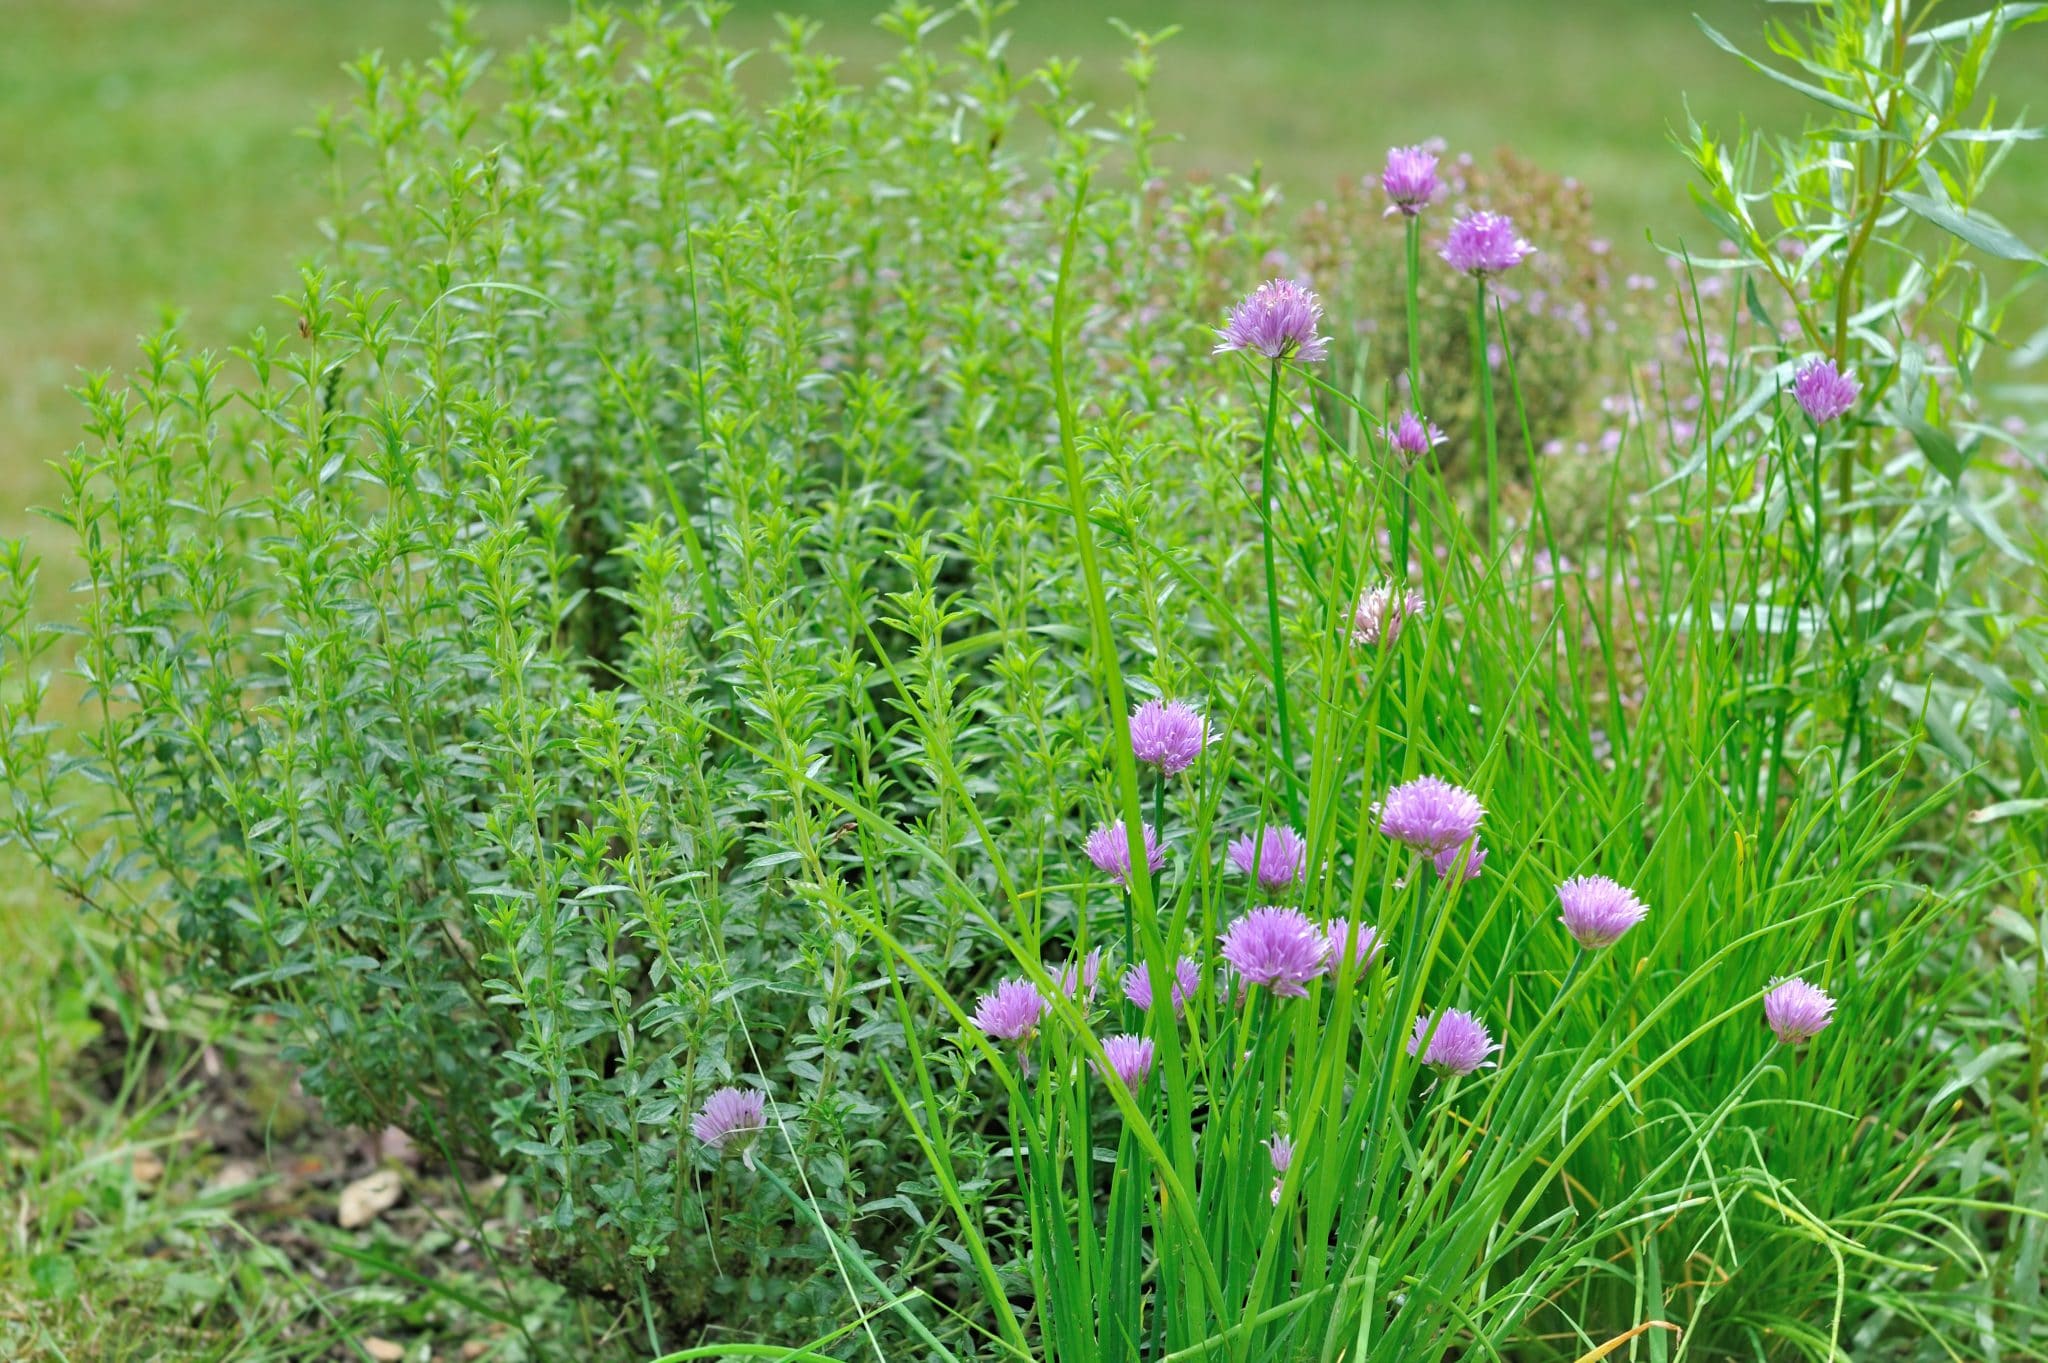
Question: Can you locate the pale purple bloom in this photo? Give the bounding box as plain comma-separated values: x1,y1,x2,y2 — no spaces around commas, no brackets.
1220,906,1328,998
1214,278,1330,363
1440,211,1536,277
1384,410,1446,466
1380,145,1440,216
1123,956,1201,1017
1350,585,1426,648
1763,977,1836,1046
1266,1132,1295,1204
1431,840,1486,881
1408,1008,1497,1075
1053,947,1105,1001
1378,776,1485,854
972,977,1047,1043
1789,357,1859,425
1094,1033,1155,1089
1084,820,1165,888
693,1087,768,1157
1226,825,1309,891
1325,918,1385,975
1129,699,1210,776
1556,875,1648,948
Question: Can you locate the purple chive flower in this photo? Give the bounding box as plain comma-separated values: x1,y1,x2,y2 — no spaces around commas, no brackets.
1556,875,1649,949
1123,956,1201,1017
1763,977,1836,1046
1440,211,1536,277
693,1087,768,1159
1384,410,1446,467
1378,776,1485,854
1053,947,1105,1002
1093,1033,1155,1090
1325,918,1385,975
1084,820,1165,888
1226,825,1310,891
1380,145,1441,216
1220,906,1329,998
1431,840,1487,881
1266,1132,1294,1205
972,977,1047,1043
1408,1008,1497,1075
1789,357,1859,425
1128,700,1210,777
1214,278,1330,363
1350,585,1426,648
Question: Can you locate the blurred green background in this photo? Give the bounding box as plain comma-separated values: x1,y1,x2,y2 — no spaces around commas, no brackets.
1,0,2042,523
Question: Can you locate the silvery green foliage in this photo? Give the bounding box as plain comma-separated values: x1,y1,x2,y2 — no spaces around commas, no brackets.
0,1,1265,1339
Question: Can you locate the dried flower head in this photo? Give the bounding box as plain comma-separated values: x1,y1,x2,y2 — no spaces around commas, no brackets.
1226,825,1310,891
1094,1033,1155,1090
972,977,1047,1044
1083,820,1165,888
1214,278,1330,362
1380,145,1441,216
1384,410,1446,466
1556,875,1648,948
1123,956,1201,1017
1350,585,1426,648
1378,776,1485,854
1052,947,1105,1002
1790,357,1859,425
1220,906,1329,998
1325,918,1385,975
1431,840,1487,881
693,1087,768,1160
1764,977,1836,1046
1128,700,1210,777
1408,1008,1497,1075
1440,211,1536,277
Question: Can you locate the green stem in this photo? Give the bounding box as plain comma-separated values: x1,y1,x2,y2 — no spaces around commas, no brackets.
1471,277,1501,550
1396,215,1422,583
1258,359,1303,827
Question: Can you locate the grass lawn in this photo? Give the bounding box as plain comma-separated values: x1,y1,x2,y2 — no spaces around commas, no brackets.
0,0,1843,525
6,0,2042,519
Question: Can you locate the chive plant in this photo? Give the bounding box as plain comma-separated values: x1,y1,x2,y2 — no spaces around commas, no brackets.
0,2,2043,1360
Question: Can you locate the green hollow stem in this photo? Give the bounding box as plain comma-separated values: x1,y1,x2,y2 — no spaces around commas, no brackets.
1396,214,1422,583
1471,276,1501,550
1257,359,1303,828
